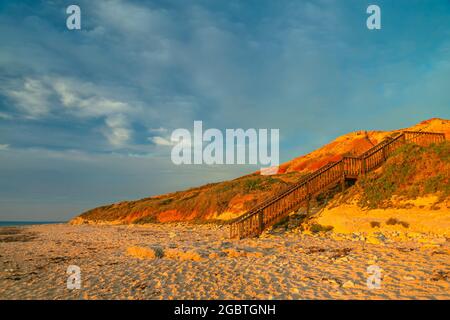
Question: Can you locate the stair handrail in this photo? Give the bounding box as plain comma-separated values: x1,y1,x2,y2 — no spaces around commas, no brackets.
230,130,446,237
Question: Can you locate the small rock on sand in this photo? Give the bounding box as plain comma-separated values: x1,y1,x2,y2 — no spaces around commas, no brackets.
342,280,355,289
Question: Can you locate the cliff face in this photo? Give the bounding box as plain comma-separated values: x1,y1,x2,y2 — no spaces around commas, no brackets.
71,118,450,225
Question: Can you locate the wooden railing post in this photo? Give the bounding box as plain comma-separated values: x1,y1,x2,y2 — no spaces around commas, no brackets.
306,194,310,215
258,210,264,233
239,223,243,239
361,157,366,175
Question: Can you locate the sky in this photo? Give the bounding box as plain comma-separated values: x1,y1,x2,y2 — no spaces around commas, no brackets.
0,0,449,221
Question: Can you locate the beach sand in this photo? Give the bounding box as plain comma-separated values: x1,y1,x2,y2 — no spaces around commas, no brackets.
0,223,449,300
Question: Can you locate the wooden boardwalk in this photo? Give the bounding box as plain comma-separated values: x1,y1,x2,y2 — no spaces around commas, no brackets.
229,130,446,239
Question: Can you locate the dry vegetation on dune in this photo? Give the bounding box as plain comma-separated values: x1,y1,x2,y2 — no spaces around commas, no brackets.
76,172,306,224
353,141,450,209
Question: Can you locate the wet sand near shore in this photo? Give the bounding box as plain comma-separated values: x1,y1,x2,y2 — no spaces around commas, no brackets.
0,223,449,300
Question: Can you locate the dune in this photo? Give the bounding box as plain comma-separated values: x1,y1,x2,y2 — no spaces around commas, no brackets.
71,118,450,226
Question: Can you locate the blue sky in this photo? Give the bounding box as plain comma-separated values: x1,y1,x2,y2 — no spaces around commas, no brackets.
0,0,449,220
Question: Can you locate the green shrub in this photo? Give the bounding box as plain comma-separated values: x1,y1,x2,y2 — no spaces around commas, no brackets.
244,178,263,192
134,215,158,224
370,221,381,228
424,174,446,194
159,198,173,205
399,221,409,228
386,218,399,225
430,141,450,162
385,217,409,228
310,223,334,233
151,246,164,258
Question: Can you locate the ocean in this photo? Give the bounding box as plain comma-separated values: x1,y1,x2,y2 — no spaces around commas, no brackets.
0,221,64,227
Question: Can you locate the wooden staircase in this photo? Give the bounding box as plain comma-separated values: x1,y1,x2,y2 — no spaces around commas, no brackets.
229,130,446,239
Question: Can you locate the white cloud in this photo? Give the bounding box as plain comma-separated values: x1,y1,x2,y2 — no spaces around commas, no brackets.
2,76,137,148
0,112,12,120
51,78,133,118
3,76,134,119
149,127,167,134
0,144,10,151
104,114,132,147
150,136,174,146
2,78,52,118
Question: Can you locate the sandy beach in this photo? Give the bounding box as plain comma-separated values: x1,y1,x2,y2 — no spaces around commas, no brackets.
0,223,449,300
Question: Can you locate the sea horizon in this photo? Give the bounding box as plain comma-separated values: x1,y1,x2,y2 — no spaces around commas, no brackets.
0,221,66,227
